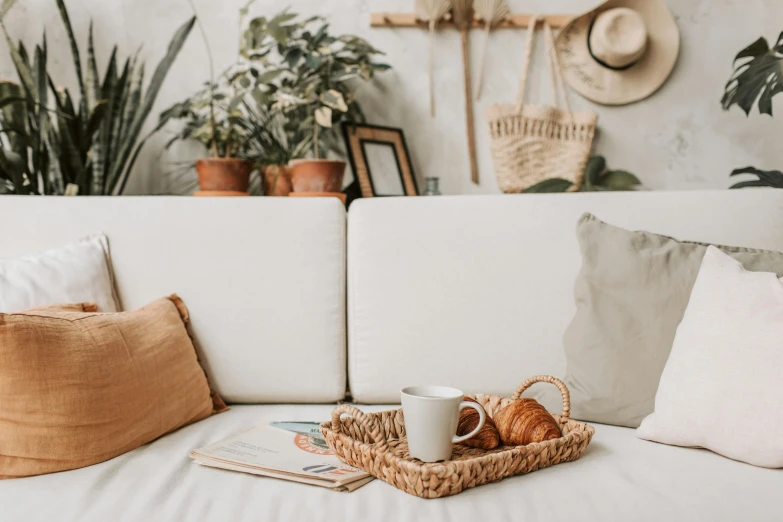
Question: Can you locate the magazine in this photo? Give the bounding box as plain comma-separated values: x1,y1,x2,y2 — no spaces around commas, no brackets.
190,422,373,492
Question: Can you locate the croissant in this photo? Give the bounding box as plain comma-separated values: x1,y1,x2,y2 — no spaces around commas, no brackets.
456,397,501,450
493,398,560,446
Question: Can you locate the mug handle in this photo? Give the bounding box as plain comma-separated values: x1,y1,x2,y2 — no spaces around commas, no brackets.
452,401,486,443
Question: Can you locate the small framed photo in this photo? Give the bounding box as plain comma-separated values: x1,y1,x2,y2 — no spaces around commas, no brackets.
342,123,418,198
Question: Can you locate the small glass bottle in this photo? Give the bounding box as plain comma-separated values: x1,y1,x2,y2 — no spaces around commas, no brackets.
423,177,442,196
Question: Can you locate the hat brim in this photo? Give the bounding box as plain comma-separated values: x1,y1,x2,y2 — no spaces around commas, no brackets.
555,0,680,106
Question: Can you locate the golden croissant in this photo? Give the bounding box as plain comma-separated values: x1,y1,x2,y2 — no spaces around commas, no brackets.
456,397,501,450
494,398,560,446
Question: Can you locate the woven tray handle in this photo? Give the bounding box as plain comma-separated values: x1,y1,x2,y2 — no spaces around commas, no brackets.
330,404,389,452
511,375,571,423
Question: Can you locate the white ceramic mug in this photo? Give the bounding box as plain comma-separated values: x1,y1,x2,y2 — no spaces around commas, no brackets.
401,385,487,462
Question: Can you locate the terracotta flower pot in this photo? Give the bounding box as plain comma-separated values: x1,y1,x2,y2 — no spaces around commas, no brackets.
263,165,293,197
289,159,346,194
196,158,253,193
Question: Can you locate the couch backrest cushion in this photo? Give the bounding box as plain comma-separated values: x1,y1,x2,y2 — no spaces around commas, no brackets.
0,197,346,404
347,190,783,404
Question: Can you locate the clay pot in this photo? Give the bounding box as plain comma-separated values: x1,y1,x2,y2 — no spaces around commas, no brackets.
263,165,293,197
289,159,346,194
289,192,347,204
196,158,253,193
193,191,249,197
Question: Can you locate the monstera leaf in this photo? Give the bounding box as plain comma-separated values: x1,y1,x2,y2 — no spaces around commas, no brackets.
722,32,783,116
729,166,783,189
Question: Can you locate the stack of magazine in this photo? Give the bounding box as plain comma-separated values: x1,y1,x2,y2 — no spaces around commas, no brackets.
190,422,373,492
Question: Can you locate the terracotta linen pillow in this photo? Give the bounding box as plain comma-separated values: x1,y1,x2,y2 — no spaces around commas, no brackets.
0,295,227,479
552,214,783,428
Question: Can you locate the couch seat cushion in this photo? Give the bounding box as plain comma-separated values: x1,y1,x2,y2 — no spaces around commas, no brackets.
2,405,780,521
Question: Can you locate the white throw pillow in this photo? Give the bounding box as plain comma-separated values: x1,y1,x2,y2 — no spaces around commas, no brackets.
0,235,120,313
637,246,783,467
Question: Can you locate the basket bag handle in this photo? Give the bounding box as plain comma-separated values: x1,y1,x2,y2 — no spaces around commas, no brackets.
331,404,389,452
515,17,572,117
511,375,571,424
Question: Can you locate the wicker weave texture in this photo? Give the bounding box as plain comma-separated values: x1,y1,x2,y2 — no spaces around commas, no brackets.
321,376,594,499
486,17,597,193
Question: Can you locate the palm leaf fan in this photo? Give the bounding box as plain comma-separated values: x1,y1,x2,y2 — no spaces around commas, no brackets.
415,0,450,117
473,0,509,99
450,0,479,184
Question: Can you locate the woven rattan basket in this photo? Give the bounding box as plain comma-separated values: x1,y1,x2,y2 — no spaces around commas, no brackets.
321,375,594,499
486,17,597,193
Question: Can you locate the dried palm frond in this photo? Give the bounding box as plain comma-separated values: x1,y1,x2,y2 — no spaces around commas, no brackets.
415,0,451,116
473,0,510,99
449,0,479,184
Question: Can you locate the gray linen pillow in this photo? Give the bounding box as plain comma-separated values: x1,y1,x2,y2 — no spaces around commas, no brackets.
560,213,783,428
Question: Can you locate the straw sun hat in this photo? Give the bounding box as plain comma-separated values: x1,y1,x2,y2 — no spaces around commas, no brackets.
555,0,679,105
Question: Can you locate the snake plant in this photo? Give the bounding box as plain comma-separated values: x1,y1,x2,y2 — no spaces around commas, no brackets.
0,0,194,195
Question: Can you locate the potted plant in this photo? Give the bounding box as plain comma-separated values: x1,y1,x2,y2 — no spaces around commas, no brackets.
160,75,258,194
239,10,389,195
160,8,388,196
0,0,194,195
721,31,783,188
159,3,258,194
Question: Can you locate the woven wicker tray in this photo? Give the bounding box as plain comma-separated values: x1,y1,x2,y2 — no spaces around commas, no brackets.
320,375,594,499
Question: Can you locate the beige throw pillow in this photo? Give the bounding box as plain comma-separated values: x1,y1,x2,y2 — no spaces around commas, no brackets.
0,295,227,479
637,247,783,467
559,214,783,427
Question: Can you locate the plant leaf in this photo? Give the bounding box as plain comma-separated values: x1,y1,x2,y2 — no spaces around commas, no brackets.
320,89,348,112
734,37,769,63
0,0,16,21
0,147,26,189
315,106,332,127
600,170,641,190
55,0,86,108
583,155,606,187
111,16,195,194
521,178,573,193
722,34,783,116
86,21,101,110
1,25,35,95
728,166,783,188
729,180,776,189
0,81,27,151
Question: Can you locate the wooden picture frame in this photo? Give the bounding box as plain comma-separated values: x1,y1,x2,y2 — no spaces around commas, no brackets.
342,124,418,198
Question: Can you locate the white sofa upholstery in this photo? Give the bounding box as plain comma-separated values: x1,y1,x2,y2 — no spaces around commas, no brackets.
0,196,347,403
2,191,782,520
347,190,783,404
4,405,782,522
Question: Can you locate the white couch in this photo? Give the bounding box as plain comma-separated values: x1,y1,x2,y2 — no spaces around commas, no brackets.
2,191,782,521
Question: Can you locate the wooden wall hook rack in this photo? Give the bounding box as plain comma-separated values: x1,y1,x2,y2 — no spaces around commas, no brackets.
370,13,574,30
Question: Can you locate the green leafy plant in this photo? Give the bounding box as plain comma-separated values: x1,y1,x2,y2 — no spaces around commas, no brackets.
722,32,782,116
729,166,783,189
522,156,641,193
161,8,389,166
722,31,783,189
0,0,194,195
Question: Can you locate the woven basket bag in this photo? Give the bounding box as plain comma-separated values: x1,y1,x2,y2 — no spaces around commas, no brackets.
321,375,594,499
486,17,598,193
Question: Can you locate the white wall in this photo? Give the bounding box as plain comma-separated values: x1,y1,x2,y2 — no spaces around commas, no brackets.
1,0,781,195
